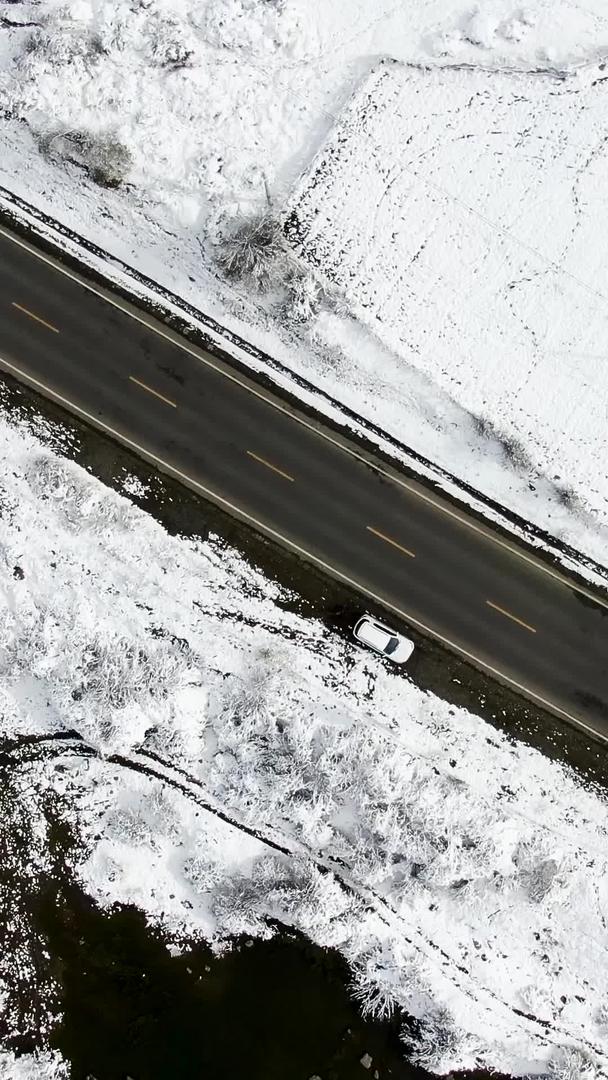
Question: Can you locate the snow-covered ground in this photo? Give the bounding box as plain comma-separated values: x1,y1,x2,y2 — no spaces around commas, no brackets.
2,404,608,1077
1,0,608,578
2,5,608,1070
284,61,608,518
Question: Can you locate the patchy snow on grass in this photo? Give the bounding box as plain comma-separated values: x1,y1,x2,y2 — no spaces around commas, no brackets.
1,0,608,577
1,406,608,1077
117,469,150,500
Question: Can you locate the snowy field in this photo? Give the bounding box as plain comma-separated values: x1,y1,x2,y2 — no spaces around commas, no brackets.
284,61,608,518
1,0,608,577
1,406,608,1077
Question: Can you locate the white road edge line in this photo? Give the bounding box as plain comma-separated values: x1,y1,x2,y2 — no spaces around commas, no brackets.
1,222,607,612
0,351,605,746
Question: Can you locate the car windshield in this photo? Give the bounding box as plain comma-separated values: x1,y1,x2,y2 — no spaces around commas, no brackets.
385,636,400,655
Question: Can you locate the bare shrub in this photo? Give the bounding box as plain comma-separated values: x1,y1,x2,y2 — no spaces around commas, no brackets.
472,414,532,472
472,413,500,441
501,431,533,471
40,129,132,188
23,26,104,66
216,213,288,293
183,851,224,895
217,212,326,327
555,484,586,515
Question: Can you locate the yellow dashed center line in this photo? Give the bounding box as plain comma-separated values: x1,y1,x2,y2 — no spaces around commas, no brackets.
12,301,60,334
246,450,295,483
129,375,177,408
486,600,537,634
366,525,416,559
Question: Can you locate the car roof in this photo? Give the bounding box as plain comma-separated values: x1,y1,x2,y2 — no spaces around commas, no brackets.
356,617,391,650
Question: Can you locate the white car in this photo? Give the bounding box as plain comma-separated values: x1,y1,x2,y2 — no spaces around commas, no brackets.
353,615,414,664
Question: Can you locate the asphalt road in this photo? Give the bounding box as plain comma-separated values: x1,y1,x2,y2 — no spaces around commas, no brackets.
1,224,608,741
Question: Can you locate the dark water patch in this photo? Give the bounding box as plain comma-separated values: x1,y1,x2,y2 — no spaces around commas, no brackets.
0,767,71,1054
38,884,425,1080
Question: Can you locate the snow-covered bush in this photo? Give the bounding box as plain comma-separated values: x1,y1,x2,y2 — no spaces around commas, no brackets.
146,13,198,68
210,865,277,939
285,269,324,324
224,645,284,723
0,480,17,524
549,1047,602,1080
500,431,533,473
202,0,304,57
0,604,200,755
513,835,561,904
106,782,182,850
76,640,155,710
596,1002,608,1032
69,634,198,753
210,853,357,944
518,982,553,1021
143,696,207,764
555,484,586,515
525,857,559,903
23,24,104,69
24,451,144,536
77,634,187,713
350,943,405,1021
407,1007,468,1072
